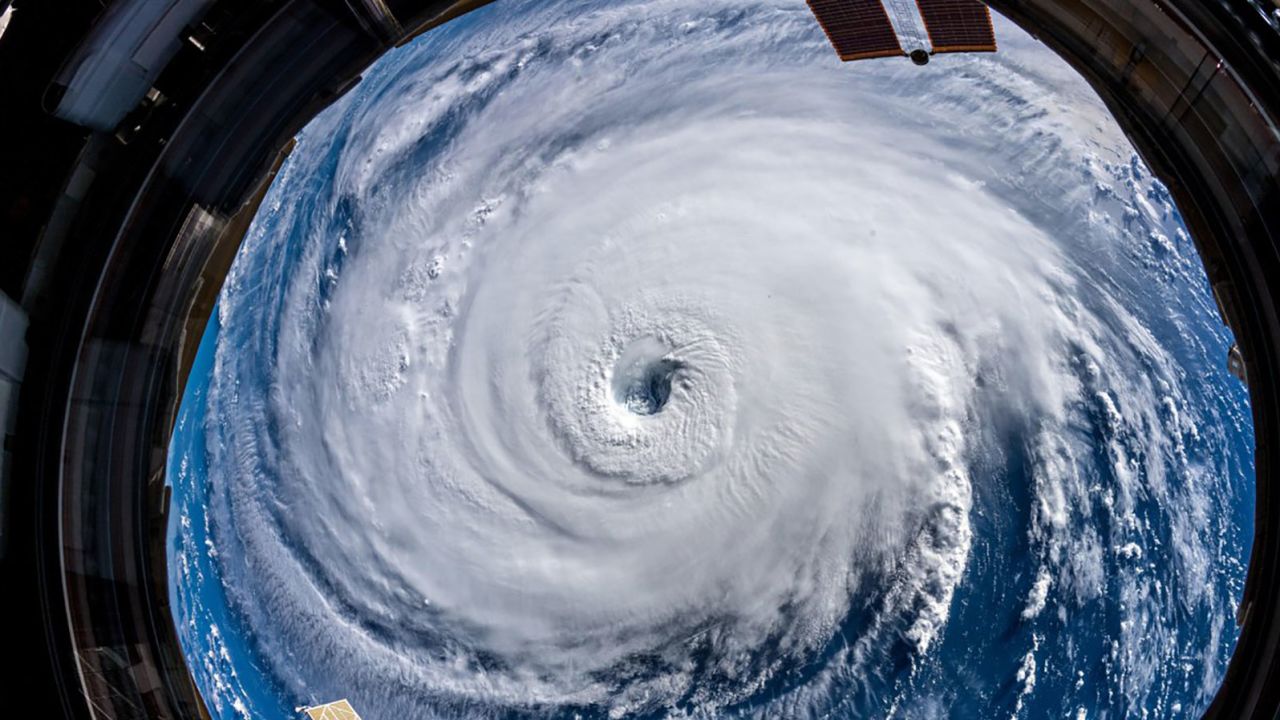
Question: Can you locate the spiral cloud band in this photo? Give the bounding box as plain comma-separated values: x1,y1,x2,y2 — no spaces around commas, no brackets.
167,0,1255,717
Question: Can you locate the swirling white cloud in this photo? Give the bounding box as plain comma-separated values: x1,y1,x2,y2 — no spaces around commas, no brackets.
166,0,1255,717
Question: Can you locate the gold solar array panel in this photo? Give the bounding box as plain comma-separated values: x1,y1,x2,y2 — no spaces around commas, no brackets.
304,699,363,720
806,0,906,61
914,0,997,53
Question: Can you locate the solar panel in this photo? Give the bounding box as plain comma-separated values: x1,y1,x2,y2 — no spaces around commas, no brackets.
806,0,906,61
915,0,997,54
304,699,363,720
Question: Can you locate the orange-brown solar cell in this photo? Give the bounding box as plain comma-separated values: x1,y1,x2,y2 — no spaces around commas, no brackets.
806,0,906,61
915,0,997,53
304,699,363,720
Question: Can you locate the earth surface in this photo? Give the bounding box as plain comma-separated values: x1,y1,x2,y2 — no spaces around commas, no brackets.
166,0,1256,717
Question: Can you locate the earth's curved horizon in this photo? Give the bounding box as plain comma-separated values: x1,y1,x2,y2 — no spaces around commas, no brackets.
166,0,1256,717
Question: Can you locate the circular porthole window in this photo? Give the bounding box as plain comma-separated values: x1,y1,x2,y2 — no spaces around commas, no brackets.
160,1,1256,717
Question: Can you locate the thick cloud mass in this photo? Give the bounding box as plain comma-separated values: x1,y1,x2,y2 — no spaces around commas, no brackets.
168,0,1254,718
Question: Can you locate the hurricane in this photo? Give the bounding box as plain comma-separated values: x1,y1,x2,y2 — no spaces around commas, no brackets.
166,0,1256,717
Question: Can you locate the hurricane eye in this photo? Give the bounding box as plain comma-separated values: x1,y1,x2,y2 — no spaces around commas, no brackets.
612,342,682,416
